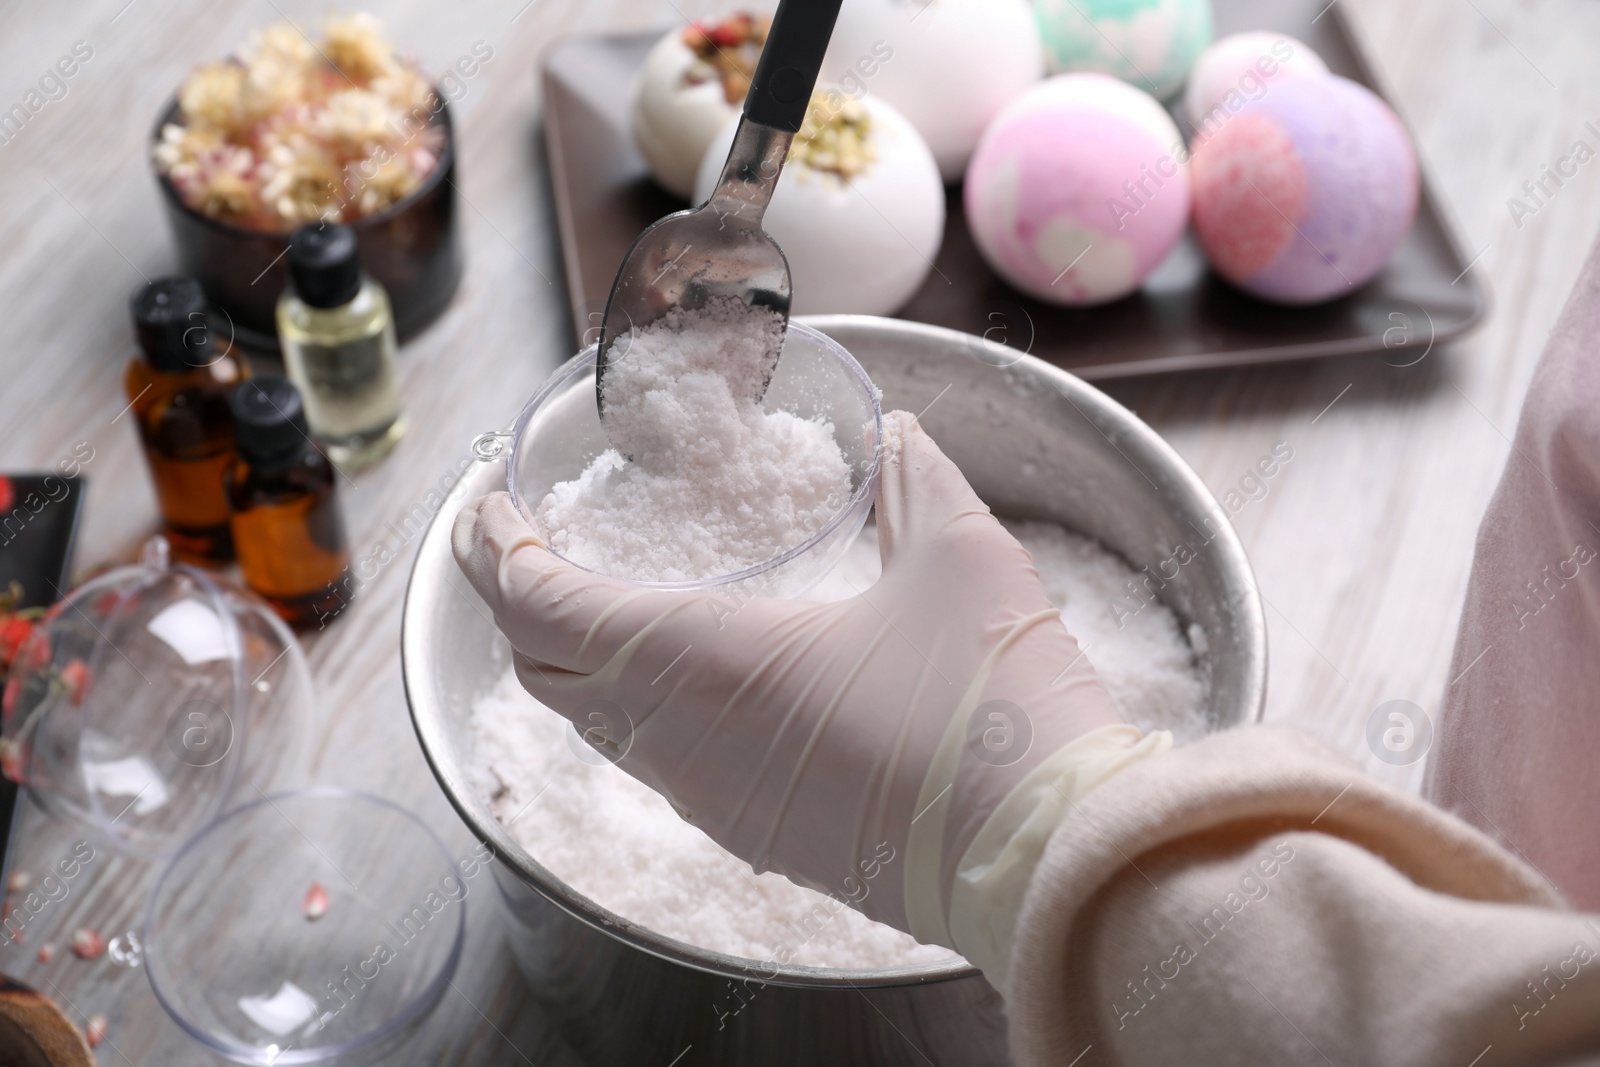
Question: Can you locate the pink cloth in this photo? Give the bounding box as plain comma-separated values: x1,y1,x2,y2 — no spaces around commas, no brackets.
1009,726,1600,1066
1427,232,1600,910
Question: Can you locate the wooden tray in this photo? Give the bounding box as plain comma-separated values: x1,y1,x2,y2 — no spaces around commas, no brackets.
539,0,1486,379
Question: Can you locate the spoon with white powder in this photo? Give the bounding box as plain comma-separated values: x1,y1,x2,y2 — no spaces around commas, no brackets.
595,0,846,435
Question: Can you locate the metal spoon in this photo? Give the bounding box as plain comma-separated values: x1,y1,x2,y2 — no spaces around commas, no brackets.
595,0,846,428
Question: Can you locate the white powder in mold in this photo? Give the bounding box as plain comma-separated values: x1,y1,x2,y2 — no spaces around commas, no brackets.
469,517,1208,970
538,298,853,583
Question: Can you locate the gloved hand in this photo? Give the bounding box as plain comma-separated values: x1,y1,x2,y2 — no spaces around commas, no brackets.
454,410,1169,975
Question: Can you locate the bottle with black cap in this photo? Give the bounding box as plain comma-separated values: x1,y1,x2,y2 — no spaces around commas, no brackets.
125,276,250,564
225,375,352,629
276,222,405,470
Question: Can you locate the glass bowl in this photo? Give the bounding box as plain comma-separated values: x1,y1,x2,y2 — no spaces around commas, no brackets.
145,789,465,1066
504,321,882,599
0,538,311,858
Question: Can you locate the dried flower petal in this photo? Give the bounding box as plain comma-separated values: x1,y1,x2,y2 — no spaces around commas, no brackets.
323,13,397,83
6,871,30,894
36,943,54,963
179,62,246,130
683,13,770,104
156,13,443,230
70,927,105,960
319,89,395,153
85,1013,108,1048
348,151,424,216
303,882,329,921
790,91,876,180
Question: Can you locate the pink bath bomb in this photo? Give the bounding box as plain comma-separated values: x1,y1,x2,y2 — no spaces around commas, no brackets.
964,74,1190,306
1190,75,1419,305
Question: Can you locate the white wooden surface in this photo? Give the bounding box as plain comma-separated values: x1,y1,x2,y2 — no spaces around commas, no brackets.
0,0,1594,1060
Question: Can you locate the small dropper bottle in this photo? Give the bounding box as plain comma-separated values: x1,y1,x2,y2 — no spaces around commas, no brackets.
225,376,353,629
125,277,250,565
276,223,406,470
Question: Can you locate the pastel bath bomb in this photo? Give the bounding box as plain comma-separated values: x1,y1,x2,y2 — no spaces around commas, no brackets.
1190,75,1419,305
819,0,1044,181
1185,32,1328,132
1034,0,1213,100
964,74,1190,306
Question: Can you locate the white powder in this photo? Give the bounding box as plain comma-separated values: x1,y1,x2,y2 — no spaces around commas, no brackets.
468,516,1208,971
810,520,1209,741
537,298,853,583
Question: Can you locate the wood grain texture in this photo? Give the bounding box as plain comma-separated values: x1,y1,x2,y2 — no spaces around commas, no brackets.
0,0,1592,1060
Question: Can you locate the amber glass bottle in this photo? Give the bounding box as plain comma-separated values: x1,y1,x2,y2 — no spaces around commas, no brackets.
225,376,352,629
125,278,249,564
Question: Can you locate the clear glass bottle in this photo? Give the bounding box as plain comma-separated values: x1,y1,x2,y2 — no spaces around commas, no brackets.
125,277,250,565
276,224,405,470
225,376,352,630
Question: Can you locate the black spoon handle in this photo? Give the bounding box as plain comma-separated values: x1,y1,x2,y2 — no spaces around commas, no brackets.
744,0,847,133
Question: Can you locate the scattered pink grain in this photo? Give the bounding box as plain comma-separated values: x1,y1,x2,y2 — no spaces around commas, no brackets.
302,882,330,921
69,927,104,960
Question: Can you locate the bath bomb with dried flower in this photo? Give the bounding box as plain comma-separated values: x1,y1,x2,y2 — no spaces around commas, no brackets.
693,90,945,316
631,12,771,200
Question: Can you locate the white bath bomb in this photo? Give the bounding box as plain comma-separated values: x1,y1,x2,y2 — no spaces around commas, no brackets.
694,92,945,316
1184,32,1329,132
818,0,1043,181
630,15,767,200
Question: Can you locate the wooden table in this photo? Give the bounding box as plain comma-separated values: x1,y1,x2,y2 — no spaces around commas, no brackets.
0,0,1592,1060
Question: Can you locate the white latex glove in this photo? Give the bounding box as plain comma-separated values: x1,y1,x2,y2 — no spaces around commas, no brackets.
454,411,1169,975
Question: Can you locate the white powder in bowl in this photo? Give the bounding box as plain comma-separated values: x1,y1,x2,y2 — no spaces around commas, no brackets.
468,517,1209,970
537,298,853,583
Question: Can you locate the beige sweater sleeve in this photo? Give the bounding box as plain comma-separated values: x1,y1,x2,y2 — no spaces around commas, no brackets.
1006,726,1600,1067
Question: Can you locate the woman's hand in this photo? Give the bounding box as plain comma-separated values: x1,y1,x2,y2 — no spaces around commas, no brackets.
453,410,1127,942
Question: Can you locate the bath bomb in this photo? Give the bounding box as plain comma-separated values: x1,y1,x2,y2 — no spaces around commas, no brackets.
1185,32,1329,133
631,13,768,200
963,74,1190,306
1034,0,1213,100
818,0,1044,181
1189,75,1419,305
694,91,944,316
